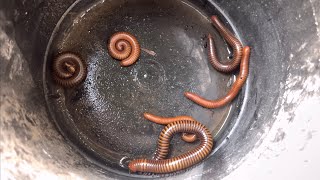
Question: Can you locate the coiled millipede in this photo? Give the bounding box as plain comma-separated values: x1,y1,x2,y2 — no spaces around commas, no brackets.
143,113,198,143
52,52,87,87
208,15,243,73
107,32,141,66
184,46,251,108
128,120,213,174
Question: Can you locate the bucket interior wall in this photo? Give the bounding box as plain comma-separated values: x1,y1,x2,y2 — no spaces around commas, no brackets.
1,0,319,179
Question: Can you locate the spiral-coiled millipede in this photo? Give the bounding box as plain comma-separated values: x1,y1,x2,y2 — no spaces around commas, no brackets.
52,52,87,87
107,32,141,66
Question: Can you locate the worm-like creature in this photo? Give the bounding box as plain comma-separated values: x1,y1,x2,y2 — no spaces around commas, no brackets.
209,15,243,72
128,120,213,173
107,32,141,66
184,46,250,108
52,52,87,87
144,113,197,143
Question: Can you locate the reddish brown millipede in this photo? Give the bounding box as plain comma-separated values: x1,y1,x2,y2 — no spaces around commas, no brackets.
107,32,140,66
208,15,243,73
185,46,250,108
128,120,213,173
143,113,197,143
52,52,87,87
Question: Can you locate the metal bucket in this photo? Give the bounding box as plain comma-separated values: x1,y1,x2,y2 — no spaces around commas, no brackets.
1,0,319,179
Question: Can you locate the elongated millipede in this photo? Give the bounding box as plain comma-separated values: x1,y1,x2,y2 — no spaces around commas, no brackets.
185,46,250,108
209,15,243,73
144,113,197,143
52,52,87,87
128,120,213,173
107,32,140,66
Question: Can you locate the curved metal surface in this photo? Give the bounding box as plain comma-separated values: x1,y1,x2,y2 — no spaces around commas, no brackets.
0,0,319,179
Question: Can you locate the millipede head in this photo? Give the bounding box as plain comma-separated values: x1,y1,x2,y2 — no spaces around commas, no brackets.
128,161,137,172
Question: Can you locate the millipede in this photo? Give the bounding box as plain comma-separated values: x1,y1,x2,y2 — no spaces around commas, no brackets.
128,120,213,174
107,32,141,66
143,113,198,143
52,52,87,87
184,46,251,108
208,15,243,73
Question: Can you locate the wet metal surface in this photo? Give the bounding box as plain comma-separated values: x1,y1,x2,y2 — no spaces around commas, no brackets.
44,0,237,174
1,0,320,179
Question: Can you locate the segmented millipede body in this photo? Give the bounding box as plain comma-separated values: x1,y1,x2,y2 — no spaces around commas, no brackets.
107,32,140,66
184,46,250,108
208,15,243,73
144,113,197,143
52,52,87,87
128,120,213,174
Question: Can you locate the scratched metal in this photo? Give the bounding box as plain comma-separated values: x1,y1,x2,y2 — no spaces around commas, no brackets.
1,0,319,179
